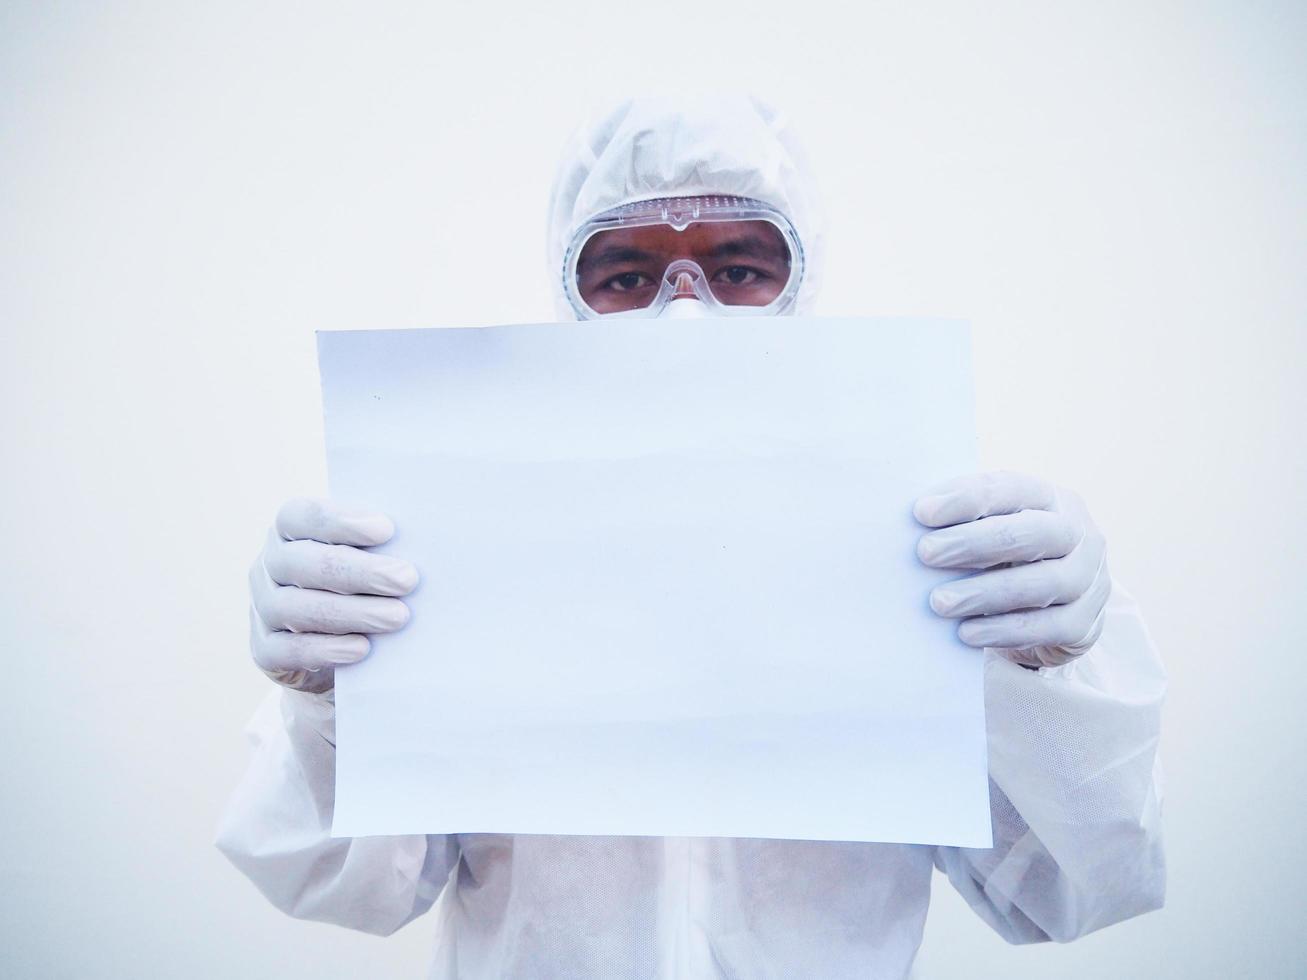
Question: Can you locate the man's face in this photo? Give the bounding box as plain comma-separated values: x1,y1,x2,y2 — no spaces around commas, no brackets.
575,218,793,315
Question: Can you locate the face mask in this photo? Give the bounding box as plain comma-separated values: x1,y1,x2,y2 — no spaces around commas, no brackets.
658,297,712,319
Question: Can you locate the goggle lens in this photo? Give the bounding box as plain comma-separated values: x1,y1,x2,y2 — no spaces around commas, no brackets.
574,219,795,315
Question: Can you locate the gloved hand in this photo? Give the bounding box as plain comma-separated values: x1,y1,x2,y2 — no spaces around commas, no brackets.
248,498,418,693
914,471,1111,669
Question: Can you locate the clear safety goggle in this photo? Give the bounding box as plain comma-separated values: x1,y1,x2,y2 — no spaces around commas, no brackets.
562,195,805,320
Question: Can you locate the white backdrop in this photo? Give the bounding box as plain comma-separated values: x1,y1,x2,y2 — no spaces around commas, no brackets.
2,2,1304,977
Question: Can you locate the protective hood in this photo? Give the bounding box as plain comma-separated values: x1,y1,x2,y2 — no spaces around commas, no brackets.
546,94,824,320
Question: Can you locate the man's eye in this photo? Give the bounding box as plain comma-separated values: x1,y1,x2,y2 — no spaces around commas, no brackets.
714,266,765,286
606,272,653,292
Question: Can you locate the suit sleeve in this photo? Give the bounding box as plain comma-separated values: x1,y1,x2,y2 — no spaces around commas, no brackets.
933,581,1167,943
215,687,460,936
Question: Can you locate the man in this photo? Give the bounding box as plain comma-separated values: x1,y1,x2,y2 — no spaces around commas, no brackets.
218,95,1165,978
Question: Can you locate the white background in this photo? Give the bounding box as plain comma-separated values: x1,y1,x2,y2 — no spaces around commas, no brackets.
2,1,1303,977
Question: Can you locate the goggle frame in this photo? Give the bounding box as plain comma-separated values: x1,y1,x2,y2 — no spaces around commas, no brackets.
562,195,805,320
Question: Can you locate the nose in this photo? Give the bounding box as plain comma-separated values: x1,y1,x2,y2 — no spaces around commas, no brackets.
671,270,698,300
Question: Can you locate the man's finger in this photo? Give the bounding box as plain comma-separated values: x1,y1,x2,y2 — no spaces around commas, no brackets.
275,497,396,547
249,606,371,673
928,553,1092,618
249,562,411,635
955,569,1111,649
263,530,419,596
917,510,1079,569
913,471,1057,528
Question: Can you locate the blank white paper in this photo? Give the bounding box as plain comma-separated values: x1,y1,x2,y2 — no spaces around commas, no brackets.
318,317,991,846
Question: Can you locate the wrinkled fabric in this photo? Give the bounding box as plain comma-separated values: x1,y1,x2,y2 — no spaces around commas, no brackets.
218,96,1164,976
216,584,1165,978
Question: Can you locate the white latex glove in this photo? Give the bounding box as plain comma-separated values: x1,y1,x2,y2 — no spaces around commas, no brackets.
248,498,418,693
914,471,1111,669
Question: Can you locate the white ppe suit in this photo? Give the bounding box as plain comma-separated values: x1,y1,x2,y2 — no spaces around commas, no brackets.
217,96,1166,978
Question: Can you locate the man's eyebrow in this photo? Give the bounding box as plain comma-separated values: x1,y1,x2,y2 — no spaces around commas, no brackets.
706,237,789,262
578,246,658,273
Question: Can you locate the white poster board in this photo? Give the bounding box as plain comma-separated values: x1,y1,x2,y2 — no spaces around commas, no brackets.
318,317,990,846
